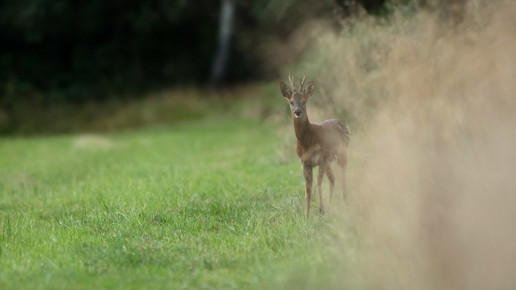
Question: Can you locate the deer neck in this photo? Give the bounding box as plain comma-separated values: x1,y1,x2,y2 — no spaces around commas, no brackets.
293,115,311,146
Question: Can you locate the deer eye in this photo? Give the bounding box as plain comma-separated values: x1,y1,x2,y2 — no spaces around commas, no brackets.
290,101,294,105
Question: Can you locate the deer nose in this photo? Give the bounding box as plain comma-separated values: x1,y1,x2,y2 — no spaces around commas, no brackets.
294,109,302,117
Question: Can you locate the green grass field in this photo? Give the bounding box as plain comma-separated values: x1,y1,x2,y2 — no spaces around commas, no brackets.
0,116,352,289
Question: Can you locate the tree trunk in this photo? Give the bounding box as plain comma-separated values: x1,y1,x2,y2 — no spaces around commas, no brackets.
210,0,234,87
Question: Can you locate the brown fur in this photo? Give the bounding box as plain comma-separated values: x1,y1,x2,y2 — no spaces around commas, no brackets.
280,76,350,217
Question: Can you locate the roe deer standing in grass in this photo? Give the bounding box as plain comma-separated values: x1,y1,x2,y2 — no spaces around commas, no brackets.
280,75,350,217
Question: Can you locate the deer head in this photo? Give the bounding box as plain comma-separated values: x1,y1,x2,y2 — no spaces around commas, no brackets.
280,75,315,119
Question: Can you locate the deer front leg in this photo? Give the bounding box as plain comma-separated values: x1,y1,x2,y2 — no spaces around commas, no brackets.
303,165,313,217
316,166,326,214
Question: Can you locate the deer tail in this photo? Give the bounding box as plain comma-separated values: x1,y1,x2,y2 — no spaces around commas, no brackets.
339,121,351,145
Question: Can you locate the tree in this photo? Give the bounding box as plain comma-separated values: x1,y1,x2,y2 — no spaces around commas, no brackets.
210,0,235,87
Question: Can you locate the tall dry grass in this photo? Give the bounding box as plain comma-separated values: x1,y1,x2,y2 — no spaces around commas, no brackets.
287,1,516,289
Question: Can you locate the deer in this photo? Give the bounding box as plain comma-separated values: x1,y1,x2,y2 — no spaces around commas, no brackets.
280,75,350,217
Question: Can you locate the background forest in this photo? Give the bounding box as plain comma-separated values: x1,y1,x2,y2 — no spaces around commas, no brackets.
0,0,467,133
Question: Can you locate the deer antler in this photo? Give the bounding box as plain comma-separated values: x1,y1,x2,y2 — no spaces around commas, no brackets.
299,74,306,91
288,75,295,89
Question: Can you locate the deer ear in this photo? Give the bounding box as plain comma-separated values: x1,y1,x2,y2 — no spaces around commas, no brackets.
280,82,292,99
305,81,315,97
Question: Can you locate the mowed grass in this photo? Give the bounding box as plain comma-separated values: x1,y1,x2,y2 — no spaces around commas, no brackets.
0,118,347,289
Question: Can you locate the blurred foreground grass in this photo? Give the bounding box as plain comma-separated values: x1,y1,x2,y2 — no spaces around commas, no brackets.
0,112,354,289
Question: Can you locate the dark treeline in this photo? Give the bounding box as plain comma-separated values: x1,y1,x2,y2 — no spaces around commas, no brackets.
0,0,397,104
0,1,323,103
2,0,225,103
0,0,463,105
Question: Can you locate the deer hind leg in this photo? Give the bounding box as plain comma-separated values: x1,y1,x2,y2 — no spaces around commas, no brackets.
326,165,335,204
337,152,348,201
303,165,313,217
316,165,326,214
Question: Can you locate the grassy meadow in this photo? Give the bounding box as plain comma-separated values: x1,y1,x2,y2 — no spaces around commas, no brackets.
3,1,516,289
0,111,355,289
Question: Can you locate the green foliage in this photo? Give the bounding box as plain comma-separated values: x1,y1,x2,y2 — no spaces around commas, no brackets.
0,88,213,134
0,84,284,134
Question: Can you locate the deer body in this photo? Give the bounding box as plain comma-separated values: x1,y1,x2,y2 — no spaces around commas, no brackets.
281,76,349,217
